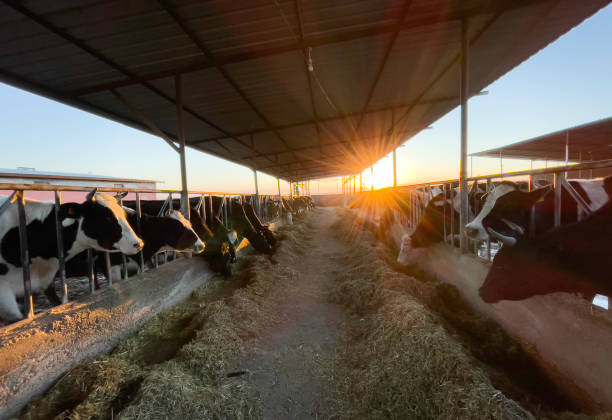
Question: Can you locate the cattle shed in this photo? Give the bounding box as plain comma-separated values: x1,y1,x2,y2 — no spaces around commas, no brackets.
1,0,609,187
471,116,612,180
471,116,612,163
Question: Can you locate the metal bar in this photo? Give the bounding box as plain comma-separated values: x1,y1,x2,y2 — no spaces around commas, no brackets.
459,19,469,253
443,184,447,244
253,169,260,216
135,193,145,272
561,177,593,215
110,89,179,152
393,148,397,188
450,185,455,247
208,195,214,228
87,248,95,294
16,191,34,318
0,190,17,217
176,74,190,220
105,252,113,287
554,173,562,228
54,191,68,303
117,194,128,279
486,179,492,257
223,196,229,227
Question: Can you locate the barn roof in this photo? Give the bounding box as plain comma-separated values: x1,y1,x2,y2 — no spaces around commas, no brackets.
471,116,612,162
1,0,609,181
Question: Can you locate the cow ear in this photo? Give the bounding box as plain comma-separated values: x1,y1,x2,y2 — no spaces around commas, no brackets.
114,192,128,201
86,187,98,201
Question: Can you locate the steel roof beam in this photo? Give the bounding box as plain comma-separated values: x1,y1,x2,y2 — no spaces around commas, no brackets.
189,95,460,146
1,0,273,166
71,0,551,96
354,0,414,138
294,0,323,158
158,0,306,169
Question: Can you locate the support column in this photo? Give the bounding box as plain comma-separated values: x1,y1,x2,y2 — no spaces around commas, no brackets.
253,168,259,215
176,74,189,220
277,177,281,198
370,165,374,191
393,148,397,188
459,19,469,253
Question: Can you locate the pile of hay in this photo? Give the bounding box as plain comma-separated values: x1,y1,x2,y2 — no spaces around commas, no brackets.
20,216,311,420
325,209,596,419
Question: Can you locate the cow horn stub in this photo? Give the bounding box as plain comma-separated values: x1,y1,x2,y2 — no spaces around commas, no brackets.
86,187,98,201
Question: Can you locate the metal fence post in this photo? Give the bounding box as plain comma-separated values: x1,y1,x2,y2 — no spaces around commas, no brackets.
53,191,68,303
135,192,145,272
16,191,34,318
87,248,96,293
105,252,113,287
554,172,562,228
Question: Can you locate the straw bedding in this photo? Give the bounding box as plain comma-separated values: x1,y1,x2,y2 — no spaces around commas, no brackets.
324,209,605,419
19,219,314,420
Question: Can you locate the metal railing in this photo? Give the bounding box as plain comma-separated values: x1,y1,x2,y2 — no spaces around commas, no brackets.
345,158,612,261
0,182,291,321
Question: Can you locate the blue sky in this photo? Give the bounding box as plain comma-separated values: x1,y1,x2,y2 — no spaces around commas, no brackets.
0,4,610,194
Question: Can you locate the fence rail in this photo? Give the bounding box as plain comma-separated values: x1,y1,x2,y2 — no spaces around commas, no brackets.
344,158,612,261
0,183,297,323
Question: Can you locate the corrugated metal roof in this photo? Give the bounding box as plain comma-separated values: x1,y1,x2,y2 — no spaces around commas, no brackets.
0,0,609,181
471,117,612,162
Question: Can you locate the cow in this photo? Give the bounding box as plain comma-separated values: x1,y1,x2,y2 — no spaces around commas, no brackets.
479,176,612,303
465,179,608,246
229,199,273,254
243,200,276,247
57,206,205,292
0,189,143,321
408,183,485,248
123,199,236,276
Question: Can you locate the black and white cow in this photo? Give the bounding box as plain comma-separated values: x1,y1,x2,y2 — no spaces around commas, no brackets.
0,190,143,321
229,199,273,254
243,200,276,247
123,199,236,276
465,179,608,246
479,176,612,303
60,206,204,288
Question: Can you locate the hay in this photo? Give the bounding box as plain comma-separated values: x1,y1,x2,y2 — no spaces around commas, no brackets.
19,214,311,420
325,209,601,419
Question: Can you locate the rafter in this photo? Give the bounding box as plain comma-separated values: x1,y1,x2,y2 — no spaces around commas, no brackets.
157,0,306,169
70,0,550,96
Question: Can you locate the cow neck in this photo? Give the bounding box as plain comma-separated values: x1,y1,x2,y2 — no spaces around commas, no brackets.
128,213,167,261
2,203,80,266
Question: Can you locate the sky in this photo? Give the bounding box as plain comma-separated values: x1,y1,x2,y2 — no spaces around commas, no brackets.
0,4,610,195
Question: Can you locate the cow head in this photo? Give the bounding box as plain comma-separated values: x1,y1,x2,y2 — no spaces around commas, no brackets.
165,210,205,254
409,194,449,248
479,241,598,303
67,190,144,255
465,182,550,245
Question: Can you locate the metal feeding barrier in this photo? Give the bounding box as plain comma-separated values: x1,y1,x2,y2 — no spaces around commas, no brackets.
343,158,612,262
0,182,290,321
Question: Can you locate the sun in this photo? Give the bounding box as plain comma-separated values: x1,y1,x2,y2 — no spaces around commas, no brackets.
362,158,395,190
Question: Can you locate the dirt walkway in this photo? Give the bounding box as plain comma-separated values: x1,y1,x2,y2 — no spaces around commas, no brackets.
236,207,347,419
